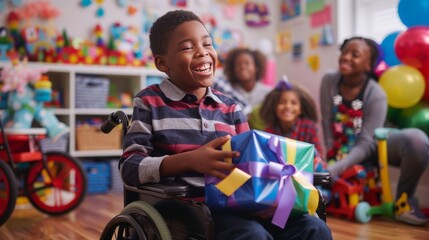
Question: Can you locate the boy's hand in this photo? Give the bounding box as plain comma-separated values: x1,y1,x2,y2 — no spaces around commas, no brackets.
160,135,239,179
191,135,239,179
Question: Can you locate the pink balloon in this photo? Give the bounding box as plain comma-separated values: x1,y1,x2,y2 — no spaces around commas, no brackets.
374,61,388,77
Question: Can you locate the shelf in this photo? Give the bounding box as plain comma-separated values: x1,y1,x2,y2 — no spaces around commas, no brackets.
0,62,165,160
71,149,123,158
74,108,133,115
0,61,164,76
49,108,71,115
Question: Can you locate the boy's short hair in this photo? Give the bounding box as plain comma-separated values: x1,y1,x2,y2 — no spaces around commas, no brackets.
149,10,204,56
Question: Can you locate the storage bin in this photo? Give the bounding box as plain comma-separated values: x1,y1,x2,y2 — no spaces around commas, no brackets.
109,159,123,192
76,124,121,150
39,136,68,153
83,161,111,194
75,75,110,108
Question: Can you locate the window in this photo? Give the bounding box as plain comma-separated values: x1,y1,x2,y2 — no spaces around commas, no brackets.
337,0,406,43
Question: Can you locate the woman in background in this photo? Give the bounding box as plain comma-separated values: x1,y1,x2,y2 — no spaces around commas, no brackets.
319,36,428,226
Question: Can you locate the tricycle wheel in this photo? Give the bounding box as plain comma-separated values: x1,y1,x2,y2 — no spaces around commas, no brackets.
355,201,372,223
0,160,18,226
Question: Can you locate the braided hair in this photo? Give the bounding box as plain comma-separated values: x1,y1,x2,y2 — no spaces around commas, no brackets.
339,37,380,81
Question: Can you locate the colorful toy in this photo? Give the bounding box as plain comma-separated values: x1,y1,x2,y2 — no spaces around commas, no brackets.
326,127,414,223
0,27,13,61
34,74,52,102
326,165,369,221
356,128,408,223
0,59,69,139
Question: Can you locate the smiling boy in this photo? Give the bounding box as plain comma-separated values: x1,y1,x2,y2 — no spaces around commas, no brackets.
120,10,332,239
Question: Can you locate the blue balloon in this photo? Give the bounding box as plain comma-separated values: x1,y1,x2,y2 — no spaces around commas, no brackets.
375,42,384,67
398,0,429,27
380,31,402,67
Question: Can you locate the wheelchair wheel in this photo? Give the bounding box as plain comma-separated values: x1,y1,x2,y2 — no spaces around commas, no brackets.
0,160,18,226
25,152,87,215
100,213,146,240
120,201,172,240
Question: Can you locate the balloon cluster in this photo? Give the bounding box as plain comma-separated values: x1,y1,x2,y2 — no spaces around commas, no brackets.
377,0,429,135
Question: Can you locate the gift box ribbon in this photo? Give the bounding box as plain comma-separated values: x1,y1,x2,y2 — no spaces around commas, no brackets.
215,136,319,228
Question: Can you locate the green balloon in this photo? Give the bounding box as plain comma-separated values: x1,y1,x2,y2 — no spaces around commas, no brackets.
387,106,402,125
398,102,429,135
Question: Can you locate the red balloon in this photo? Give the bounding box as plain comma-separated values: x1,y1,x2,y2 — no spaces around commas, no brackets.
420,64,429,80
419,64,429,102
395,26,429,69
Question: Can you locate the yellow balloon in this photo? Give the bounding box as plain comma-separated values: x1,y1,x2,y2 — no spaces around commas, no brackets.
379,65,425,109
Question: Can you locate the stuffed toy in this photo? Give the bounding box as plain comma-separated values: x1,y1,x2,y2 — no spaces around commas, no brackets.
0,58,69,139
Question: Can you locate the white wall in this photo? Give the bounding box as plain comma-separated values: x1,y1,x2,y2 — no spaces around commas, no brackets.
275,0,338,107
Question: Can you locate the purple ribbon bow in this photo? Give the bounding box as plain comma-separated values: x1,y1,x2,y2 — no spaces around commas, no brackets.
267,136,298,228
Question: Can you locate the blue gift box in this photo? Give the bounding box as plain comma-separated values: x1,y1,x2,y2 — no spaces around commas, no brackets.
205,130,319,228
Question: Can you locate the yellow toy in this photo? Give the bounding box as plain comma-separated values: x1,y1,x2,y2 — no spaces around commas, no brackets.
355,128,412,222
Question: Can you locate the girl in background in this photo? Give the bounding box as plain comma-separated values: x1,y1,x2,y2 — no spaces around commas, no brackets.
222,47,272,110
259,78,326,171
320,36,428,226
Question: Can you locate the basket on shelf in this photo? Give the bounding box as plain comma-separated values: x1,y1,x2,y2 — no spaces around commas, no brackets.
39,136,68,153
75,75,110,108
76,124,121,150
109,159,123,192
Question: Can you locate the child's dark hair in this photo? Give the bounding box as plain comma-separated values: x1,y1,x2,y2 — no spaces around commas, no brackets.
260,83,318,128
223,48,267,85
149,10,204,56
340,36,380,80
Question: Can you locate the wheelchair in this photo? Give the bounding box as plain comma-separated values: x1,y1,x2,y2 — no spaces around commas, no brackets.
100,111,331,240
0,120,88,226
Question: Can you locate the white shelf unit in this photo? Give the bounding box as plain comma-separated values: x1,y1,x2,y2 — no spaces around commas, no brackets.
0,62,165,158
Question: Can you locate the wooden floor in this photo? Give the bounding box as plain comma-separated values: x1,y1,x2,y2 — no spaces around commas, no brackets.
1,192,428,240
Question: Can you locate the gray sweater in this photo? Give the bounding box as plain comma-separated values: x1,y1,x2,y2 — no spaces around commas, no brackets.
319,72,387,178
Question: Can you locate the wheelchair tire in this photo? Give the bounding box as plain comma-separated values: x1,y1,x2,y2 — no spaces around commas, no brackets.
0,160,18,226
121,201,172,240
100,213,146,240
25,152,87,215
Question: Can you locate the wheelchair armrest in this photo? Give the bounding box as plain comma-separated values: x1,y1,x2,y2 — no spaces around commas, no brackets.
125,182,190,199
313,172,331,186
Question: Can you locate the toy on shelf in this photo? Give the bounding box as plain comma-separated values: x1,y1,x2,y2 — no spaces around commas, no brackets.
3,5,153,67
0,27,13,61
0,58,69,140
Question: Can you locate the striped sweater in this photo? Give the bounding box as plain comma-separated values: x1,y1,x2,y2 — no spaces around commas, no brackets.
120,78,249,186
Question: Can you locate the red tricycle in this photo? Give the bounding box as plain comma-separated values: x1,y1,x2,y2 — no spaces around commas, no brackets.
0,120,88,226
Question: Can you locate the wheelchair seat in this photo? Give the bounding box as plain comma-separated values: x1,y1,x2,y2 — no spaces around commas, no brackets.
102,172,330,240
99,111,331,239
123,181,214,240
